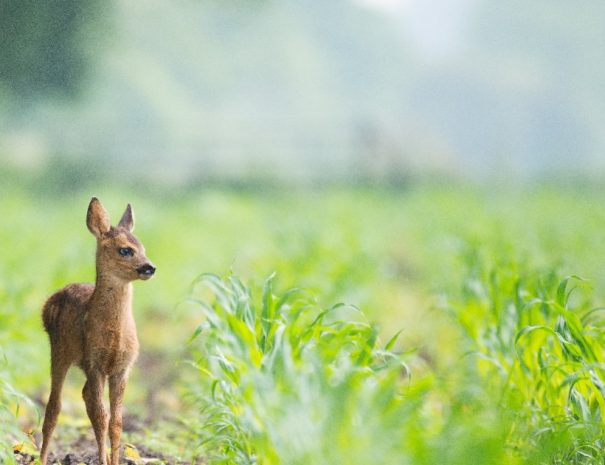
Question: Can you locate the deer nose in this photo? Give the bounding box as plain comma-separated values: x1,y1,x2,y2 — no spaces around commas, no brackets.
137,264,156,276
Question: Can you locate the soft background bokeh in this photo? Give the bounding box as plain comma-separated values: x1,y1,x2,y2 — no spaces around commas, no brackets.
2,1,605,464
2,0,605,183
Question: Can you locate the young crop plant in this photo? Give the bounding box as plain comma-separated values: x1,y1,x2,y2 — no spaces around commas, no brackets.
451,247,605,464
185,273,414,465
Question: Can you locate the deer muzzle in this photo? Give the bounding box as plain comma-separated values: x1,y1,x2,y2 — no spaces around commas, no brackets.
136,263,156,279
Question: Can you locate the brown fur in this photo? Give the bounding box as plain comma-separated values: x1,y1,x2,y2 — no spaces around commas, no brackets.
40,198,156,465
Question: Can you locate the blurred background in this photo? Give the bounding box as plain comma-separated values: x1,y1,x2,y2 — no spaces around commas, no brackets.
2,0,605,185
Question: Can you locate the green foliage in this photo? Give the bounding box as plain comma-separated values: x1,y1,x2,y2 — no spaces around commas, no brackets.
0,348,29,465
450,249,605,463
187,271,577,465
186,274,411,465
4,181,605,463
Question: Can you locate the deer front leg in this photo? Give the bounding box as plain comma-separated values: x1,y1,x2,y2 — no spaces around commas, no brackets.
83,372,109,465
109,372,128,465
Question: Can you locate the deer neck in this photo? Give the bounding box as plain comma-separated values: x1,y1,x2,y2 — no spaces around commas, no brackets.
92,272,133,319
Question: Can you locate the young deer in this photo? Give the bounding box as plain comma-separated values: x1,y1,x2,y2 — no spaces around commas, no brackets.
40,197,156,465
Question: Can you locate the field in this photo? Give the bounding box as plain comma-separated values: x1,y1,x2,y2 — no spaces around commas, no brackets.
2,178,605,464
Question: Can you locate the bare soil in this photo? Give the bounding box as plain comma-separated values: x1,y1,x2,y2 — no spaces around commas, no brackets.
13,414,196,465
15,437,191,465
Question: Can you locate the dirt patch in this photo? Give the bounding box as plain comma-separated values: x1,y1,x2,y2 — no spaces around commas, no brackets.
15,439,186,465
14,417,199,465
15,437,191,465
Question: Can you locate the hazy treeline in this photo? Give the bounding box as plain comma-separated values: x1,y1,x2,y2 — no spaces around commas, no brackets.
1,0,604,184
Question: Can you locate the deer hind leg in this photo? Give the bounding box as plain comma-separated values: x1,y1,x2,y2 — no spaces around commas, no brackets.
108,372,128,465
40,357,70,465
83,371,109,465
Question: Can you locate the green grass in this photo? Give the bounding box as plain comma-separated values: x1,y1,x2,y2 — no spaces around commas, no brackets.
186,273,410,465
183,269,605,464
0,353,29,463
449,252,605,464
3,179,605,462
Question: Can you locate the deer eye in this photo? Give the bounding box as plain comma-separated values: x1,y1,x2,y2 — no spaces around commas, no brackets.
118,247,134,257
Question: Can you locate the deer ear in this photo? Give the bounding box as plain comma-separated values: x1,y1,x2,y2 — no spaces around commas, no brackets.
86,197,111,238
118,203,134,232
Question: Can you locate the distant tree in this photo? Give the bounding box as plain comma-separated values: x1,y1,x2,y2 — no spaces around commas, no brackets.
0,0,106,101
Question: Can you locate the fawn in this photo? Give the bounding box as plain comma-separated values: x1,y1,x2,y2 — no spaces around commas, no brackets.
40,197,156,465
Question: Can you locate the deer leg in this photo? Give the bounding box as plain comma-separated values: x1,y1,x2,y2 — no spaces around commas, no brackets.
40,358,70,465
108,372,128,465
83,371,109,465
